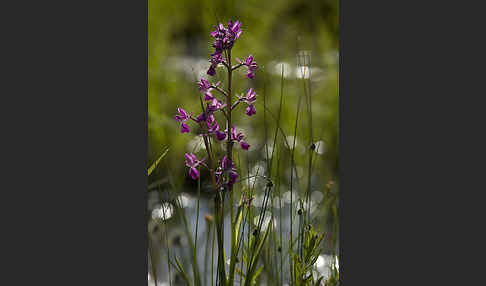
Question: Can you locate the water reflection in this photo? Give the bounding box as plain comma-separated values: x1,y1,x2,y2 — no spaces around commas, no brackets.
164,54,336,84
165,56,209,80
149,189,336,284
187,136,205,153
311,191,324,203
177,193,196,208
315,254,339,280
253,212,275,229
151,202,174,221
314,140,326,155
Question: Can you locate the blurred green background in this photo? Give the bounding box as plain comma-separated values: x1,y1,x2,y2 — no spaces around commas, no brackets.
148,0,339,188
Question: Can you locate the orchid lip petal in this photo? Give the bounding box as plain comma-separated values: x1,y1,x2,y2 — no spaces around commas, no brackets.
189,167,199,180
181,123,190,133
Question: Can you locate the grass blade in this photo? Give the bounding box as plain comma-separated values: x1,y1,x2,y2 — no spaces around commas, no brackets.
148,147,169,176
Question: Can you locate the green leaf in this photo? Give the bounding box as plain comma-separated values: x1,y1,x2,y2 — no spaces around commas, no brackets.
148,147,169,176
244,223,271,286
251,265,264,285
171,256,192,286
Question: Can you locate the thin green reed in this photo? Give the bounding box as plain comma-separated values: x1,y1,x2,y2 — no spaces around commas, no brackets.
160,186,173,286
262,67,277,285
211,220,215,286
165,164,202,286
276,146,283,285
204,218,212,286
195,166,201,259
301,58,314,235
277,65,285,285
149,237,158,286
289,82,303,285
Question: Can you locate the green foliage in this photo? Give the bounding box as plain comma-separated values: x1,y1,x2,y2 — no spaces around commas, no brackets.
291,225,326,286
147,147,169,176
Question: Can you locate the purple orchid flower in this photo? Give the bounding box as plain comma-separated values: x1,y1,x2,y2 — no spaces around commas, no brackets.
215,155,238,188
195,112,207,123
227,20,242,40
207,114,215,124
198,79,214,100
174,108,192,133
184,153,206,180
236,55,258,79
230,126,244,142
240,141,250,150
198,79,221,101
207,65,216,76
228,170,238,187
244,88,257,104
245,104,256,116
222,155,234,170
245,55,258,79
207,119,219,134
197,78,211,91
210,23,226,39
223,156,239,186
241,88,257,116
225,126,250,150
211,52,223,65
207,98,223,112
215,130,227,141
207,53,224,76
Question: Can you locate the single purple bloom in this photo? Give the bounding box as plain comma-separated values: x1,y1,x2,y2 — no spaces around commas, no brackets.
222,155,233,170
209,53,224,73
207,98,222,112
229,126,245,142
241,55,257,79
211,52,223,64
174,108,190,122
212,39,223,51
222,39,231,49
235,131,244,142
207,65,216,76
184,153,205,180
230,126,238,141
204,91,214,101
198,78,219,100
228,170,238,185
244,88,257,104
184,153,198,167
197,78,211,92
181,122,190,133
215,166,222,177
240,141,250,150
216,155,239,188
228,20,242,39
195,113,206,123
207,120,219,134
175,108,193,133
216,130,227,141
210,30,219,38
245,55,258,71
189,167,199,180
207,114,215,124
245,104,256,116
